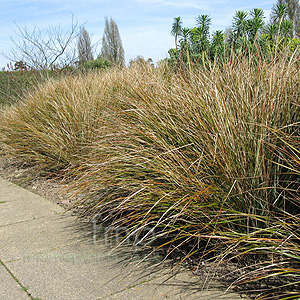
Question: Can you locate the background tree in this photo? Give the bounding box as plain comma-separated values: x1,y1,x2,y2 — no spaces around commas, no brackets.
281,18,294,38
263,23,278,46
168,5,300,68
128,55,154,68
100,17,125,67
210,30,226,60
78,27,93,64
294,4,300,36
247,8,265,41
178,27,192,70
271,3,288,25
278,0,300,37
171,16,182,51
271,2,299,37
178,28,191,51
232,10,249,49
190,15,211,54
2,16,81,69
81,56,111,70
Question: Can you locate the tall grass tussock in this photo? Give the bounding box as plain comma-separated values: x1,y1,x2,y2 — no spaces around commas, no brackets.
0,49,299,299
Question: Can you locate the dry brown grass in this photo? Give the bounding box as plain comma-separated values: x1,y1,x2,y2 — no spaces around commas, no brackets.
0,50,299,299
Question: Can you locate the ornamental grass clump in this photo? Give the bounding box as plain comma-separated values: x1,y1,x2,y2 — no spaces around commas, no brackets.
0,49,299,299
0,70,122,169
67,52,300,298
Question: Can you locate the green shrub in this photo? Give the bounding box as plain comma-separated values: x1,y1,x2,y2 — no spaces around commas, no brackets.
0,62,78,106
81,57,112,70
0,65,41,105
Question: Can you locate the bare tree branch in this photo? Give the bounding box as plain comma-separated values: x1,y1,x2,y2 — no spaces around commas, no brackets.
2,15,83,70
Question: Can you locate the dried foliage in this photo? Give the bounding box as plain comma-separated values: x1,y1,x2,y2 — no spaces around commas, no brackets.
0,48,299,299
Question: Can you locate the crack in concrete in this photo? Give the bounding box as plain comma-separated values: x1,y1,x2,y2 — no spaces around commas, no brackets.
4,241,82,264
0,258,36,299
0,215,49,228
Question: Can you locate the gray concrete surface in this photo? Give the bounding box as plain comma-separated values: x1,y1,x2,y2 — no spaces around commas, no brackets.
0,177,248,300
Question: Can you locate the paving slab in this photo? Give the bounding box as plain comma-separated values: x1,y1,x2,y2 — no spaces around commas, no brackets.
6,242,245,300
0,177,63,227
0,263,30,299
5,243,152,300
0,176,249,300
0,214,81,263
106,287,245,300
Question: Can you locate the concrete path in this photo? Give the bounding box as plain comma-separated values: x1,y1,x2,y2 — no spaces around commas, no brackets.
0,177,248,300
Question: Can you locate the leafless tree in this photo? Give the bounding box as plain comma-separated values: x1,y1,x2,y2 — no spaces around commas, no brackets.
2,16,82,69
100,17,125,67
78,27,93,64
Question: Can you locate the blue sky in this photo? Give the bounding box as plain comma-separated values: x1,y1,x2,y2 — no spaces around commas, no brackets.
0,0,275,68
